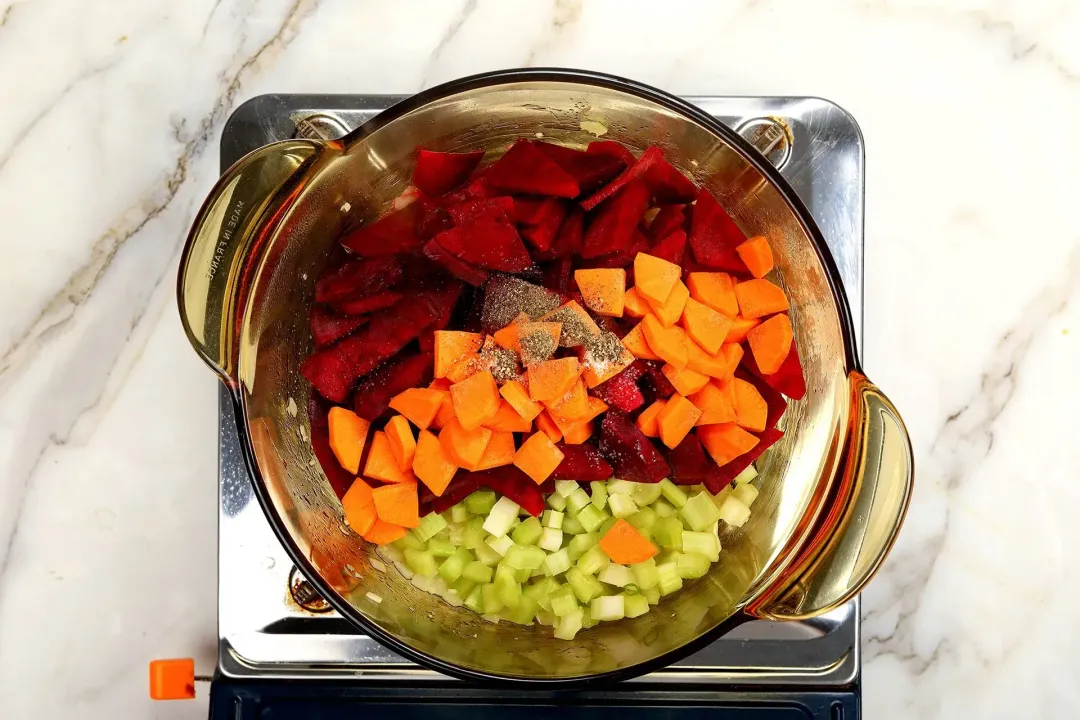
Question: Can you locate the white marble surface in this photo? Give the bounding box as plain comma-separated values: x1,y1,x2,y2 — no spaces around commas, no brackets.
1,0,1078,716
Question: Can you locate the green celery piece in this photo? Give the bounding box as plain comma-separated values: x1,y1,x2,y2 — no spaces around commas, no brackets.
464,585,484,612
562,514,586,535
631,558,659,590
450,503,470,523
414,512,448,542
495,574,522,609
629,482,663,506
589,481,608,509
624,592,650,618
653,516,684,549
404,548,438,577
576,503,607,533
465,489,497,514
506,595,538,625
549,585,579,617
566,567,604,603
659,479,688,508
462,560,494,584
426,536,455,559
512,516,544,545
577,545,611,575
462,517,487,550
481,583,504,614
394,531,425,551
681,491,722,531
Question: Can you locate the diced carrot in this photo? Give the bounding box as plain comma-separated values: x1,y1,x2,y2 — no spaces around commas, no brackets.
724,315,761,343
384,415,416,471
680,297,732,354
582,336,636,388
633,252,682,304
483,400,533,433
574,268,626,317
732,378,768,433
371,482,420,528
429,378,452,391
685,338,730,378
327,407,370,474
698,423,760,466
645,279,689,327
662,363,711,396
439,418,493,470
500,380,543,422
546,378,590,421
428,379,457,430
641,314,688,370
621,321,660,361
527,357,582,403
413,429,458,496
635,399,666,437
539,301,600,347
599,518,658,564
389,388,446,430
657,394,703,449
450,370,501,430
717,343,744,378
562,419,595,445
747,313,793,375
550,396,606,438
736,236,775,278
363,431,416,484
513,431,566,484
623,286,651,318
341,477,377,535
493,312,529,352
734,279,790,319
687,271,739,317
445,352,481,383
535,411,563,443
690,382,738,425
434,331,483,379
475,431,516,471
517,321,562,366
362,519,408,545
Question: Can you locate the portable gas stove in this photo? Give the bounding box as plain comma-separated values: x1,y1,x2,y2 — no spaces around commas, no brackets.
209,93,866,718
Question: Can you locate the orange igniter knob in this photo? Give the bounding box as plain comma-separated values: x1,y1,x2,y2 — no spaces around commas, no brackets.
148,658,195,700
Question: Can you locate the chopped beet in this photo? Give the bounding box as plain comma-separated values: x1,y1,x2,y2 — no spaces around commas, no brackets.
540,207,584,261
534,142,625,195
480,274,563,333
541,257,574,294
550,442,613,481
415,200,455,240
330,291,404,316
512,197,548,224
580,145,663,211
352,350,434,422
742,340,807,400
598,410,671,484
434,219,532,272
412,149,485,197
340,203,421,256
419,472,478,515
580,180,651,258
418,289,461,353
483,140,580,198
422,240,490,286
648,204,687,241
314,256,403,304
643,158,698,203
640,360,676,399
309,306,369,348
648,229,687,265
688,187,747,270
448,196,515,225
579,228,649,269
520,198,568,252
663,433,721,487
586,140,636,168
704,428,785,494
592,367,646,413
300,281,462,402
450,466,547,517
307,395,356,500
441,175,493,207
735,367,789,430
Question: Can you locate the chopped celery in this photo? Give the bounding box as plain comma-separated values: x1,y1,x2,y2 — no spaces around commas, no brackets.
438,548,471,582
628,507,657,535
462,517,487,550
630,482,663,506
447,522,464,546
536,609,557,627
495,574,522,608
481,583,504,614
589,481,608,509
732,483,759,507
524,578,559,609
554,608,584,640
590,595,625,622
483,496,521,537
394,531,425,551
644,586,661,605
512,566,531,583
599,516,618,535
682,531,721,561
452,577,477,599
580,606,598,629
542,509,564,529
566,567,604,603
566,487,591,515
718,496,752,527
577,545,611,575
465,489,497,515
576,504,607,532
550,585,579,617
681,491,722,531
597,563,634,588
463,560,494,584
733,465,759,485
608,493,639,519
624,592,650,618
414,512,448,542
676,552,711,579
426,537,455,559
486,534,515,557
539,527,564,552
656,562,683,595
473,541,502,567
653,516,684,549
659,479,688,508
567,533,599,561
450,503,470,524
631,558,659,590
562,515,585,535
543,548,573,576
512,516,544,545
404,548,438,577
506,595,538,625
555,479,579,498
464,585,484,612
504,544,546,571
547,492,568,512
653,498,676,517
607,479,635,496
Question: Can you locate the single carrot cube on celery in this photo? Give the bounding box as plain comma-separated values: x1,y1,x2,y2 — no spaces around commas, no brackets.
513,431,566,485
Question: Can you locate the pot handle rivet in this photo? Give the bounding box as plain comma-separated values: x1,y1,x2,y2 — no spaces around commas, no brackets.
736,116,793,170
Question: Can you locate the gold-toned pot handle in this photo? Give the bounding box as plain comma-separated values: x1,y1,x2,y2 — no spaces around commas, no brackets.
177,139,322,384
749,372,914,620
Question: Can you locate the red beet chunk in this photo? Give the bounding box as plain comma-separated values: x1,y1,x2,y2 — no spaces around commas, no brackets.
580,180,651,258
448,196,515,225
340,203,421,256
587,140,635,167
451,466,547,517
704,428,785,494
550,442,613,481
742,340,807,400
484,140,580,198
520,198,568,252
416,200,455,239
330,291,403,316
664,433,721,487
412,149,484,197
352,350,434,422
434,219,532,272
300,281,462,402
541,258,574,294
643,158,698,204
640,360,676,399
535,142,625,195
580,145,663,211
422,240,489,286
512,197,548,224
419,472,478,516
418,289,461,353
309,306,369,348
592,366,646,413
648,229,686,265
648,204,687,241
307,395,357,500
598,410,671,484
314,256,403,305
480,274,563,333
539,207,584,261
689,187,747,270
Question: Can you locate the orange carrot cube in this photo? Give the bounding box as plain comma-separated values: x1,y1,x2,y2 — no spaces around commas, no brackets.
384,415,416,471
526,357,582,403
575,268,626,317
641,314,688,370
734,279,790,319
732,378,768,433
342,477,377,536
747,313,794,375
621,321,660,361
645,279,689,327
500,380,543,422
687,271,739,318
482,400,533,433
698,423,760,466
475,431,516,471
635,399,667,437
513,431,566,485
433,330,483,379
389,387,446,430
690,382,737,426
661,363,711,396
371,482,420,528
657,394,702,449
633,252,682,304
412,429,458,496
736,235,775,278
327,407,370,474
623,286,651,318
450,370,501,430
681,297,732,354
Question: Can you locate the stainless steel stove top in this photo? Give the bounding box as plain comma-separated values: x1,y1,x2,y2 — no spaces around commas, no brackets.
215,94,865,686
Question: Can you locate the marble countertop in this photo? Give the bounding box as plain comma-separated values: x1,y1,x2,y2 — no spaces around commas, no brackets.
2,0,1078,717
